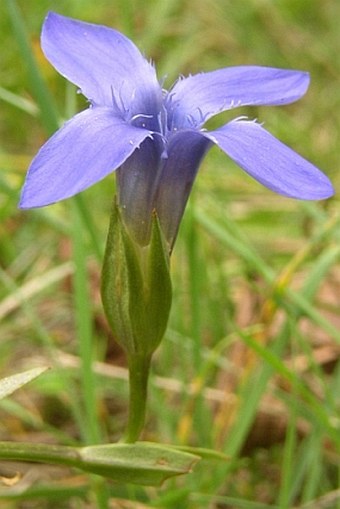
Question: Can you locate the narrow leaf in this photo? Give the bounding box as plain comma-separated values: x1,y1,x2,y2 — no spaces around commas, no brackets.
79,442,199,485
0,367,49,400
0,441,199,486
162,443,229,462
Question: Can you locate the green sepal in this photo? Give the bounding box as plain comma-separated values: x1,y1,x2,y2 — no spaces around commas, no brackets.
101,199,143,353
101,199,172,357
143,210,172,353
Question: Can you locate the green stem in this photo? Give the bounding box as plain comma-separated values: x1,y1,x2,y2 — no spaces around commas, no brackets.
0,441,80,468
123,353,152,443
0,442,110,506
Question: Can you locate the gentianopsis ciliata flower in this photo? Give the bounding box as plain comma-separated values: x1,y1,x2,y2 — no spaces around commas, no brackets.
20,12,334,247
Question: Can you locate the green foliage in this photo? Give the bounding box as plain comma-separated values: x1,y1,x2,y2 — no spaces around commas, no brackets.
0,0,339,508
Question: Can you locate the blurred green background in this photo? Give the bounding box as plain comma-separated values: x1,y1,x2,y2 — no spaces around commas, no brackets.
0,0,339,508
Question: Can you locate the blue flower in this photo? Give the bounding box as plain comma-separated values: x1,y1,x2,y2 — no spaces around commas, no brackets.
20,12,334,247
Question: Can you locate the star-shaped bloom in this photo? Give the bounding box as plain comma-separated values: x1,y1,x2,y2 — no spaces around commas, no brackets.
20,12,334,247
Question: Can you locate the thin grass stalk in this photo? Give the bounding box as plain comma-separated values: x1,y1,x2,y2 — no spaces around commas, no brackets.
71,198,100,445
278,333,300,509
5,0,58,134
71,198,110,508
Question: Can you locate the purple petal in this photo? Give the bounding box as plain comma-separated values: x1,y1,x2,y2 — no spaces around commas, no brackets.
154,131,211,246
167,66,309,129
19,108,152,208
116,137,164,246
42,12,162,115
204,120,334,200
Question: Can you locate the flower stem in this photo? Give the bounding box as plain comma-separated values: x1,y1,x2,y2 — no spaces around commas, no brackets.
123,353,152,443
